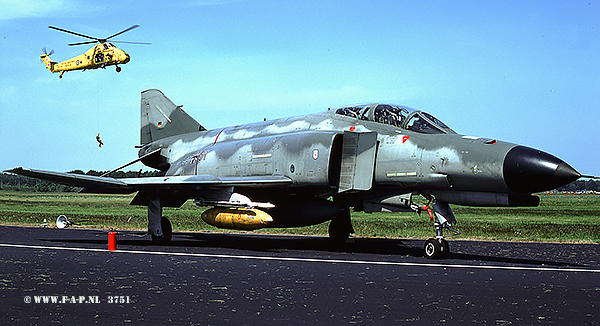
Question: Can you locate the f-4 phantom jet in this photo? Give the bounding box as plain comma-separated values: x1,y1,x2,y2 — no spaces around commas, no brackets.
7,89,584,258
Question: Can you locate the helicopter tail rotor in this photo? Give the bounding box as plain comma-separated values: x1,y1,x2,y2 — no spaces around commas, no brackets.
42,47,55,56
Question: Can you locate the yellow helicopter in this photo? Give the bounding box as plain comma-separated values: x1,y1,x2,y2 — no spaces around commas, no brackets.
40,25,150,78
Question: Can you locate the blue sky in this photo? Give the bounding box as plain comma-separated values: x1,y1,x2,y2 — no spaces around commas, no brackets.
1,0,598,176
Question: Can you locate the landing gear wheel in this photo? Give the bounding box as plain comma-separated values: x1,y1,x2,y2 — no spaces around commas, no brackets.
151,216,172,244
424,238,440,258
440,238,450,259
328,209,353,242
424,238,449,259
116,66,122,72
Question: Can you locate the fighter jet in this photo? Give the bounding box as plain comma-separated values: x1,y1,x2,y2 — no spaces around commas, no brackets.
6,89,584,258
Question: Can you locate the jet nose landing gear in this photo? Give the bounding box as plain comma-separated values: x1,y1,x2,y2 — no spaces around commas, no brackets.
418,196,460,259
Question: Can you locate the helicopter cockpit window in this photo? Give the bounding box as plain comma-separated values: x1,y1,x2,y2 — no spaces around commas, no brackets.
95,52,104,63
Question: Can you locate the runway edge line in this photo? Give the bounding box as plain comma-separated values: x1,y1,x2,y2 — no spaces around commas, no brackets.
2,243,599,274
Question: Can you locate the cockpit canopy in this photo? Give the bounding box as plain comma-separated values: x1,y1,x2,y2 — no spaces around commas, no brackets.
335,103,455,134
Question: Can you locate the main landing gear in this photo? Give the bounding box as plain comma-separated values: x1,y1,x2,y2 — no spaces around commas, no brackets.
151,216,172,244
147,192,172,244
328,208,354,242
418,196,460,259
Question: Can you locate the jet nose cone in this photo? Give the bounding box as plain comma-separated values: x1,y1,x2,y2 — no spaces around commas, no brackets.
503,146,580,194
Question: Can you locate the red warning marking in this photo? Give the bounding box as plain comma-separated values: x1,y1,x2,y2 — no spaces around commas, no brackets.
214,128,226,145
402,136,410,143
349,126,356,131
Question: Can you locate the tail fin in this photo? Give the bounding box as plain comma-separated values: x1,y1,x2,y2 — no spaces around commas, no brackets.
40,54,56,72
140,89,206,145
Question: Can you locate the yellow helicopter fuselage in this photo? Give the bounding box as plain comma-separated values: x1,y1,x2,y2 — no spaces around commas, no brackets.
40,43,130,78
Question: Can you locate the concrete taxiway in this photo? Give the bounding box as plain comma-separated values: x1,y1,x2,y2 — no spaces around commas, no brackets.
1,225,599,325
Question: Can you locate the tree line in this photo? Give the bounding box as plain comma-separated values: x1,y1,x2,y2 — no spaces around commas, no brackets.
554,179,600,193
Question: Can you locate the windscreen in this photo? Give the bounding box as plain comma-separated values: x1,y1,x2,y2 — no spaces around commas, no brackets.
335,104,455,134
405,112,455,134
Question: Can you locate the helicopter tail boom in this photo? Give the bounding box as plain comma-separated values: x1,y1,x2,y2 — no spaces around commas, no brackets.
40,54,56,72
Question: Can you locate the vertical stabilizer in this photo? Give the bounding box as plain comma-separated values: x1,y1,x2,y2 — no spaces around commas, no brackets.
140,89,206,145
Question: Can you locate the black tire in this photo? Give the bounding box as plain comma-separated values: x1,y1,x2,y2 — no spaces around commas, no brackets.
424,238,450,259
424,238,440,258
151,216,172,244
439,238,450,258
424,238,442,259
328,209,353,242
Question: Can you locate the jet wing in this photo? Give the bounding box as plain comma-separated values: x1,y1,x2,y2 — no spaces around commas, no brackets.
5,167,131,193
5,167,293,194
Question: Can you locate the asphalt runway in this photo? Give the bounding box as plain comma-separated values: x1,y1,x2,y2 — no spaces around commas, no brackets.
1,225,599,325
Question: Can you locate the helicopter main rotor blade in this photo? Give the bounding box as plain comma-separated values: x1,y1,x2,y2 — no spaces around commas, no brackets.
110,41,152,45
50,25,146,46
68,41,99,46
106,25,140,40
49,26,100,41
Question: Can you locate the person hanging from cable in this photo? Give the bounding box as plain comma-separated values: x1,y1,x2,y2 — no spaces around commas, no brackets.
96,133,104,147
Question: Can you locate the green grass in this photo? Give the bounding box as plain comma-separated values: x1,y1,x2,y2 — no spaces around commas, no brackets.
1,191,599,243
